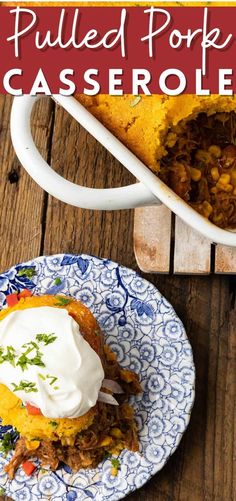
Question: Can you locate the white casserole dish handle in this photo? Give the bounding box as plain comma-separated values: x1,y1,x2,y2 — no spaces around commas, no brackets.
10,95,236,246
10,95,158,210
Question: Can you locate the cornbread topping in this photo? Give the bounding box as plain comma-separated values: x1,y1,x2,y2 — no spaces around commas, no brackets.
0,306,104,419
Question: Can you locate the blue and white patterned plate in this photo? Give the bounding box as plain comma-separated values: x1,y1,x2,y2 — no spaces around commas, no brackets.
0,254,195,501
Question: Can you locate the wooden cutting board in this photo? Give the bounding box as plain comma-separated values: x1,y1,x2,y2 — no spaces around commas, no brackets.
134,206,236,274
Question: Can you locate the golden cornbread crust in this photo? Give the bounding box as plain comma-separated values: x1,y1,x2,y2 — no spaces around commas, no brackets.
76,95,236,172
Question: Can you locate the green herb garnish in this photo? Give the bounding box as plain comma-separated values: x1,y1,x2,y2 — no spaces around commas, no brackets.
17,342,45,371
54,296,72,306
0,345,16,366
0,487,5,495
38,373,58,387
130,95,141,108
12,380,38,393
49,421,58,428
36,333,57,346
111,458,120,470
54,278,62,286
46,375,58,386
18,267,36,279
0,433,15,456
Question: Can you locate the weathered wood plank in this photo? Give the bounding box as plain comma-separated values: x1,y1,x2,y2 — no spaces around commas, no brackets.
174,217,211,275
133,205,171,273
43,103,136,268
0,96,54,272
215,244,236,274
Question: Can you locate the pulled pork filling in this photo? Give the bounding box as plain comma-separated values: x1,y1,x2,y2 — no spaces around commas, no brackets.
4,346,141,479
159,112,236,229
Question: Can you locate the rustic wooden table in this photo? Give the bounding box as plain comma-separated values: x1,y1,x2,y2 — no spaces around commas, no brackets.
0,95,235,501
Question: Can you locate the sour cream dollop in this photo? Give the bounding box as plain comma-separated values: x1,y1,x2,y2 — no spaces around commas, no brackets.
0,306,104,419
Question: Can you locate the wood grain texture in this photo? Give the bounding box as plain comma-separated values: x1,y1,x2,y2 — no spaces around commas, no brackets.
134,206,171,273
174,217,211,275
215,245,236,274
0,96,54,273
0,96,235,501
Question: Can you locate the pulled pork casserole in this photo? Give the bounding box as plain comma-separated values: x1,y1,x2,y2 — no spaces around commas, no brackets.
77,95,236,229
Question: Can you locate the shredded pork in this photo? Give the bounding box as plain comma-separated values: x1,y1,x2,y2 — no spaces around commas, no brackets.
159,112,236,229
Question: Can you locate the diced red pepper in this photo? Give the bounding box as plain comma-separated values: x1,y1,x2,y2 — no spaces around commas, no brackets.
6,293,19,307
26,403,42,416
18,289,33,299
22,460,37,476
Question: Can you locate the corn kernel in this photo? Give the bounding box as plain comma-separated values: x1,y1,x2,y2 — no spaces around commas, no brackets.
218,173,231,184
26,439,40,450
210,187,218,194
208,145,222,158
233,188,236,195
195,149,211,164
166,132,177,148
99,436,112,447
202,201,213,218
111,467,118,476
111,428,122,438
190,167,201,182
216,182,233,193
231,170,236,186
213,213,224,224
211,167,220,182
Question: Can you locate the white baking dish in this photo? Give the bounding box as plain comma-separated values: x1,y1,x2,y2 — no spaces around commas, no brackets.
10,95,236,247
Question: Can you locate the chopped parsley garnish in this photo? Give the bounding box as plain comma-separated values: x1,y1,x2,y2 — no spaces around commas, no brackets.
0,333,57,372
46,375,58,386
38,373,58,388
54,296,72,306
49,421,58,428
111,458,120,470
18,267,36,279
17,342,45,371
130,95,141,108
0,345,16,366
0,487,5,495
12,380,38,393
54,278,62,286
0,432,18,456
36,333,57,345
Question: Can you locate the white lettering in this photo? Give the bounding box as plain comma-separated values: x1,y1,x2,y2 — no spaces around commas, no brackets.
59,69,75,95
3,68,22,95
30,68,51,95
132,69,151,95
109,69,123,95
195,69,210,95
83,69,100,95
7,7,37,58
219,69,233,95
159,69,186,95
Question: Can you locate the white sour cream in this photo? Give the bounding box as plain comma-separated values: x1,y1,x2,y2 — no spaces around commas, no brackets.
0,306,104,418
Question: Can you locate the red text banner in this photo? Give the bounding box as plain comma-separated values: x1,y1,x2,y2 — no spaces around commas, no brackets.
0,6,235,95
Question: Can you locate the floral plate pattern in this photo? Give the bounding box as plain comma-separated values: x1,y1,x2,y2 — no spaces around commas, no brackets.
0,254,195,501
